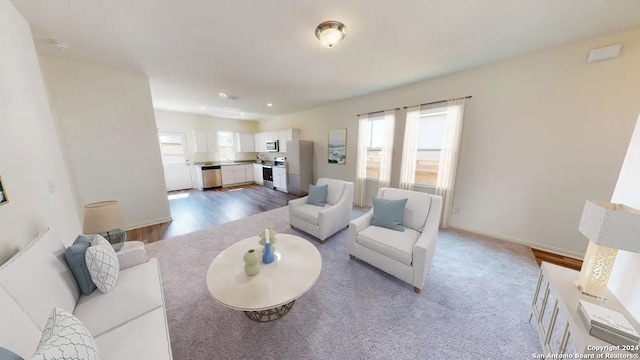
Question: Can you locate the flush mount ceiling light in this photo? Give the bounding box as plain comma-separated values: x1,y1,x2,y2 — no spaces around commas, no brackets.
315,20,347,48
218,92,228,98
267,103,273,107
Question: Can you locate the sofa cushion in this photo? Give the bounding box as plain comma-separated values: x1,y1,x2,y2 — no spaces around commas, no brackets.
291,204,331,226
0,347,23,360
94,307,171,360
356,225,421,266
85,235,119,293
0,230,79,330
65,236,97,296
73,259,164,337
0,286,41,359
32,307,99,360
380,188,432,231
306,184,328,206
371,197,407,231
316,178,345,206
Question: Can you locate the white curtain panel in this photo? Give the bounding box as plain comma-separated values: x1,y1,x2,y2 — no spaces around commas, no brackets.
378,110,396,189
355,115,371,206
436,99,466,228
399,106,421,190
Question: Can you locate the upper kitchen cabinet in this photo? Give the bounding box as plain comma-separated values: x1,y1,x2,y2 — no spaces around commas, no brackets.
254,132,266,153
277,129,300,153
235,133,256,153
193,130,218,152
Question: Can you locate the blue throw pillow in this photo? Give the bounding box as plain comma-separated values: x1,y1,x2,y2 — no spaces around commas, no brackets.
0,346,24,360
307,184,328,206
64,235,97,295
371,197,408,231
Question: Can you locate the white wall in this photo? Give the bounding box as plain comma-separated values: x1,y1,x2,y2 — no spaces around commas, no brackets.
0,0,82,263
260,27,640,258
608,115,640,322
40,57,171,230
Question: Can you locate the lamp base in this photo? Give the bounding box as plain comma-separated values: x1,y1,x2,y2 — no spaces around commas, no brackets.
575,240,617,300
100,229,127,252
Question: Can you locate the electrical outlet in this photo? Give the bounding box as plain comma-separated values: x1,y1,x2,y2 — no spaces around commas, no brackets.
453,207,461,215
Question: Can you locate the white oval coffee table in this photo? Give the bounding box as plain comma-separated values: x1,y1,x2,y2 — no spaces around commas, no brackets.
206,234,322,322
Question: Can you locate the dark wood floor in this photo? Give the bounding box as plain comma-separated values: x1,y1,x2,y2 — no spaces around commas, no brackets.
127,183,582,270
126,184,299,243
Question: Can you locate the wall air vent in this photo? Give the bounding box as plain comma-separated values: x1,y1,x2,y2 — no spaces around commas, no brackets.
227,94,240,100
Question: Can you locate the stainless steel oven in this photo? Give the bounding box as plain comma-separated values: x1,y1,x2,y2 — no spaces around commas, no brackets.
262,165,274,189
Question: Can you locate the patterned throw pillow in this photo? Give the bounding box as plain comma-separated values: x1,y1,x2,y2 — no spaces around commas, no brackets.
31,308,99,360
85,235,120,293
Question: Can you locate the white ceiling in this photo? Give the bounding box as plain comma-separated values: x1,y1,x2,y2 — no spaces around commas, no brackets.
11,0,640,120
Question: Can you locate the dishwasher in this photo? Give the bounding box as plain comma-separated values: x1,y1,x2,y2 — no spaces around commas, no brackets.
201,166,222,188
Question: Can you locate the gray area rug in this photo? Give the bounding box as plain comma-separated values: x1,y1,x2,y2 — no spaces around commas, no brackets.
147,206,541,359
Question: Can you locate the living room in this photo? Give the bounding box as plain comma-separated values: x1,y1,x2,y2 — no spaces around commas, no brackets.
2,0,640,359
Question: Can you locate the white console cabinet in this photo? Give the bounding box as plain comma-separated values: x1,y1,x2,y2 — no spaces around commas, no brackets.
531,262,639,357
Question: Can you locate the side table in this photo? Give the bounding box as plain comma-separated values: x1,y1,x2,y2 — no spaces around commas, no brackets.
531,262,640,357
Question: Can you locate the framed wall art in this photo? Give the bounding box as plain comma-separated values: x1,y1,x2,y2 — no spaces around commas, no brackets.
328,128,347,165
0,176,8,205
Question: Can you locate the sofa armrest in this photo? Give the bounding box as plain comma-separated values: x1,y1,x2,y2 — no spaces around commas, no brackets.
412,195,442,290
348,209,373,255
289,197,308,208
117,241,148,270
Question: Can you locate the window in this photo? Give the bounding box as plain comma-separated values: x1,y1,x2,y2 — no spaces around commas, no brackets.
158,134,187,164
366,116,385,179
415,108,447,186
217,131,235,161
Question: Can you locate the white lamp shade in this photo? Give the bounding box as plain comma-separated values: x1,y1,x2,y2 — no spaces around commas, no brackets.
578,201,640,252
83,201,127,234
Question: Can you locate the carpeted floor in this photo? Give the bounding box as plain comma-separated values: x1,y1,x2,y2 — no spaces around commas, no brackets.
147,206,541,360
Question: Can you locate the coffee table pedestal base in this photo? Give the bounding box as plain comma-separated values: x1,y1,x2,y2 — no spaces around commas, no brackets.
244,300,295,322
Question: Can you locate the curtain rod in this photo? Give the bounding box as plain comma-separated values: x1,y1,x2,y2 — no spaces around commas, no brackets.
403,95,472,109
356,107,400,117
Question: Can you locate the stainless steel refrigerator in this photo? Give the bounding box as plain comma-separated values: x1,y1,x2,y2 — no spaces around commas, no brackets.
286,140,313,196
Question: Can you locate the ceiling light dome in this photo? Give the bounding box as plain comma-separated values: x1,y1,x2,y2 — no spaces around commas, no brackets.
315,21,347,48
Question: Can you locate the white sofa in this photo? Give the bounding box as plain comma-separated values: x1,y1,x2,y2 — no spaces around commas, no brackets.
348,188,442,293
289,178,354,242
0,230,172,360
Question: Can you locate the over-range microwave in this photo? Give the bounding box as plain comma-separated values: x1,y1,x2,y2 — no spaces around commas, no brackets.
266,140,279,152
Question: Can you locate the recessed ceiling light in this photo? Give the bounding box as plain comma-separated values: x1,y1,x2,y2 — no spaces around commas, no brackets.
240,112,245,115
267,103,273,107
199,106,206,110
218,92,228,98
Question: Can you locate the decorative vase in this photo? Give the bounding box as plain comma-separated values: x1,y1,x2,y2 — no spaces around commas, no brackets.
262,242,275,264
243,249,260,276
259,228,277,253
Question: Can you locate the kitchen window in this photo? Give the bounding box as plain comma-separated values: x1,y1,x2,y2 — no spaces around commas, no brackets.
217,131,235,161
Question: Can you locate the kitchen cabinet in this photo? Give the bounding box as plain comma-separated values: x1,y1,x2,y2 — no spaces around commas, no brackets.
193,130,218,152
253,164,263,185
252,129,301,153
254,133,266,153
277,130,294,153
244,164,253,182
273,167,287,192
221,167,234,185
235,133,255,153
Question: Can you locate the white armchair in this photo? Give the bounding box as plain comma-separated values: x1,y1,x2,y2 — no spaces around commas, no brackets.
289,178,354,243
348,188,442,293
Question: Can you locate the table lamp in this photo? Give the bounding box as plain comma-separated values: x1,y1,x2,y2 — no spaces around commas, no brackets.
83,201,127,251
576,201,640,299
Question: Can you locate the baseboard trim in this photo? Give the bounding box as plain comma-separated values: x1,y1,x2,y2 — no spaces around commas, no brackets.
125,216,173,231
448,224,584,260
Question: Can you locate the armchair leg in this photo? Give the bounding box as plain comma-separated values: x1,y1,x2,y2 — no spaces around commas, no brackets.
413,287,421,294
349,254,355,260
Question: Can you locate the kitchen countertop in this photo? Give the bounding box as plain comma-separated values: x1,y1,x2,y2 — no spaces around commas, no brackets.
194,160,256,167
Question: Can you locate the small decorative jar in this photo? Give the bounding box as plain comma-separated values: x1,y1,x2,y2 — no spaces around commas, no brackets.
243,249,261,276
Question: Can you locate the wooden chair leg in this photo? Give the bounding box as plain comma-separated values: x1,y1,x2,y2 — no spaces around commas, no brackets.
349,254,355,260
413,287,421,294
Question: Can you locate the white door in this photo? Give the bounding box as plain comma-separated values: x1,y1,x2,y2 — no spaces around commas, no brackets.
158,132,193,191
